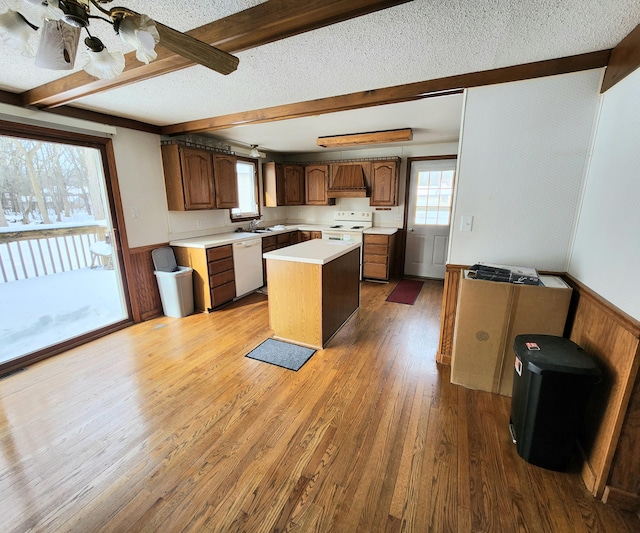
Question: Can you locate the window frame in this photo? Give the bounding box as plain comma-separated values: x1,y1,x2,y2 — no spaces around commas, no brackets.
0,119,134,375
229,156,261,223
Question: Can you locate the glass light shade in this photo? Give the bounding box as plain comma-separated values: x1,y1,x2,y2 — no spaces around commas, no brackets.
82,47,125,79
35,19,80,70
0,10,36,55
118,14,159,64
7,0,62,23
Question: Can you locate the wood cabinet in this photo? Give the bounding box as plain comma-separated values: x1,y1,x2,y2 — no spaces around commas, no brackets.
173,244,235,312
207,245,236,308
261,231,297,282
162,144,239,211
363,233,396,281
265,245,360,349
261,235,277,282
213,153,239,209
305,164,334,205
162,144,215,210
299,230,322,242
283,164,305,205
370,160,400,206
263,162,305,206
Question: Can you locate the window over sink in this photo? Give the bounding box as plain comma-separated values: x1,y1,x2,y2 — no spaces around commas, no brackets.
230,158,260,222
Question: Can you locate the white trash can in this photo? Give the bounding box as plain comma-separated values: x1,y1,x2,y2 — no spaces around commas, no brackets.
152,247,194,318
154,266,194,318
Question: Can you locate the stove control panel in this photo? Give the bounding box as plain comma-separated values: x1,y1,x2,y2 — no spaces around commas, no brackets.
334,211,372,223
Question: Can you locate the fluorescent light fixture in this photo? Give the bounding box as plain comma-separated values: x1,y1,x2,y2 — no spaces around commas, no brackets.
317,128,413,148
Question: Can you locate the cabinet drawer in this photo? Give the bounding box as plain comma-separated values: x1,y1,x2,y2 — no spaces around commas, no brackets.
207,245,232,262
210,269,235,288
262,235,277,249
211,281,235,307
276,233,291,247
363,263,389,280
209,257,234,275
364,243,388,256
365,254,388,265
364,234,389,245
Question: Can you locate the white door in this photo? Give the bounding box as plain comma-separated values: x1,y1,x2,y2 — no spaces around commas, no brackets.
404,159,456,279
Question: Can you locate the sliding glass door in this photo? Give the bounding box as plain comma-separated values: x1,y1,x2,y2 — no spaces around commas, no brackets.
0,126,130,369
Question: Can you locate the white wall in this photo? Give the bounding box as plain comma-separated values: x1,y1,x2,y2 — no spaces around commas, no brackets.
449,70,603,271
569,68,640,320
111,128,169,248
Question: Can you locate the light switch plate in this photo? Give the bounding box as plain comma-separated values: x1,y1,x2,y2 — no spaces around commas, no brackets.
460,215,473,232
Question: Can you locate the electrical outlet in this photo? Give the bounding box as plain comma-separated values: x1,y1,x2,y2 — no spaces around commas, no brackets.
130,206,139,219
196,219,203,229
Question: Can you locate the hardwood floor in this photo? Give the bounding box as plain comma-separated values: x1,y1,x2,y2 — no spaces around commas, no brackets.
1,280,638,532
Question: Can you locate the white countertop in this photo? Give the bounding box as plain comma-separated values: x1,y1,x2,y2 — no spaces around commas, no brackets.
364,227,399,235
169,224,398,249
263,240,360,265
169,227,298,249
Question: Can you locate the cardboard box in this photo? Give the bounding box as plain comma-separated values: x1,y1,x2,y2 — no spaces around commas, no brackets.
451,271,572,396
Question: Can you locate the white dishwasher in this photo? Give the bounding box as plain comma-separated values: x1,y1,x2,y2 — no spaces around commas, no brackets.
232,238,264,298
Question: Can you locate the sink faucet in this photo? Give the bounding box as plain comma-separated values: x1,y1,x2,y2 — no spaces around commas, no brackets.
248,218,261,231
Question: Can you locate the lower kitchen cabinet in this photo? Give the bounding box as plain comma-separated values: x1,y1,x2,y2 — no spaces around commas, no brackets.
207,245,236,308
363,233,396,281
173,244,236,312
276,232,292,248
262,235,277,282
262,231,298,282
299,230,322,242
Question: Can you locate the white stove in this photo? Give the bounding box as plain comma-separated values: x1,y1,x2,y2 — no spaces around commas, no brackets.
321,211,372,278
321,211,372,240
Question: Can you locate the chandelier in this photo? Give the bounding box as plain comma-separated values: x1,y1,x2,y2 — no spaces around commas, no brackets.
0,0,239,80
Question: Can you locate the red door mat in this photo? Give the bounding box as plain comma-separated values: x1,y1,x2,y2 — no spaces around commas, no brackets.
385,279,424,305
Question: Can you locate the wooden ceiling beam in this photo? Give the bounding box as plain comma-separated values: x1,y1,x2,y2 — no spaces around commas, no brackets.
20,0,411,109
601,23,640,92
161,50,611,135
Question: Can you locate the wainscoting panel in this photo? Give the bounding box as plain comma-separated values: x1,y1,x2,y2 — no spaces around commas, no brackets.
437,264,465,364
564,275,640,507
129,243,166,322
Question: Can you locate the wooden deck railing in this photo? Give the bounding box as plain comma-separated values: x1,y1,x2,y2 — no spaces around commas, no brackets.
0,224,108,283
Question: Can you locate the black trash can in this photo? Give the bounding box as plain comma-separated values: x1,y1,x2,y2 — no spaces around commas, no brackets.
509,334,601,471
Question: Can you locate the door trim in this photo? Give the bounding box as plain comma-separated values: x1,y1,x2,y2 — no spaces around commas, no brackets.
0,120,135,375
399,155,458,276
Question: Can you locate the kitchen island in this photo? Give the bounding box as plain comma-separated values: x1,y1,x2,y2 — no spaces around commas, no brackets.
264,240,360,349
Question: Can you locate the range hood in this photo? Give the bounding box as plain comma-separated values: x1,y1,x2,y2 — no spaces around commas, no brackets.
327,165,368,198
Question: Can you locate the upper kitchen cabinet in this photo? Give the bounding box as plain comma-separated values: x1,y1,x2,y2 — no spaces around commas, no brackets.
305,165,334,206
213,153,239,209
283,164,305,205
370,160,400,206
263,162,305,206
162,144,215,211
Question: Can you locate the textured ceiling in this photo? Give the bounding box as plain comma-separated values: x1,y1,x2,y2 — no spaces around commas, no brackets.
0,0,639,153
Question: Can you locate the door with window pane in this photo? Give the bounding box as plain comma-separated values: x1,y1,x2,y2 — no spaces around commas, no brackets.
404,159,456,278
0,133,129,368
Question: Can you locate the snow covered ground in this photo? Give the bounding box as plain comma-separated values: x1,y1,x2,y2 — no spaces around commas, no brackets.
0,268,127,365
